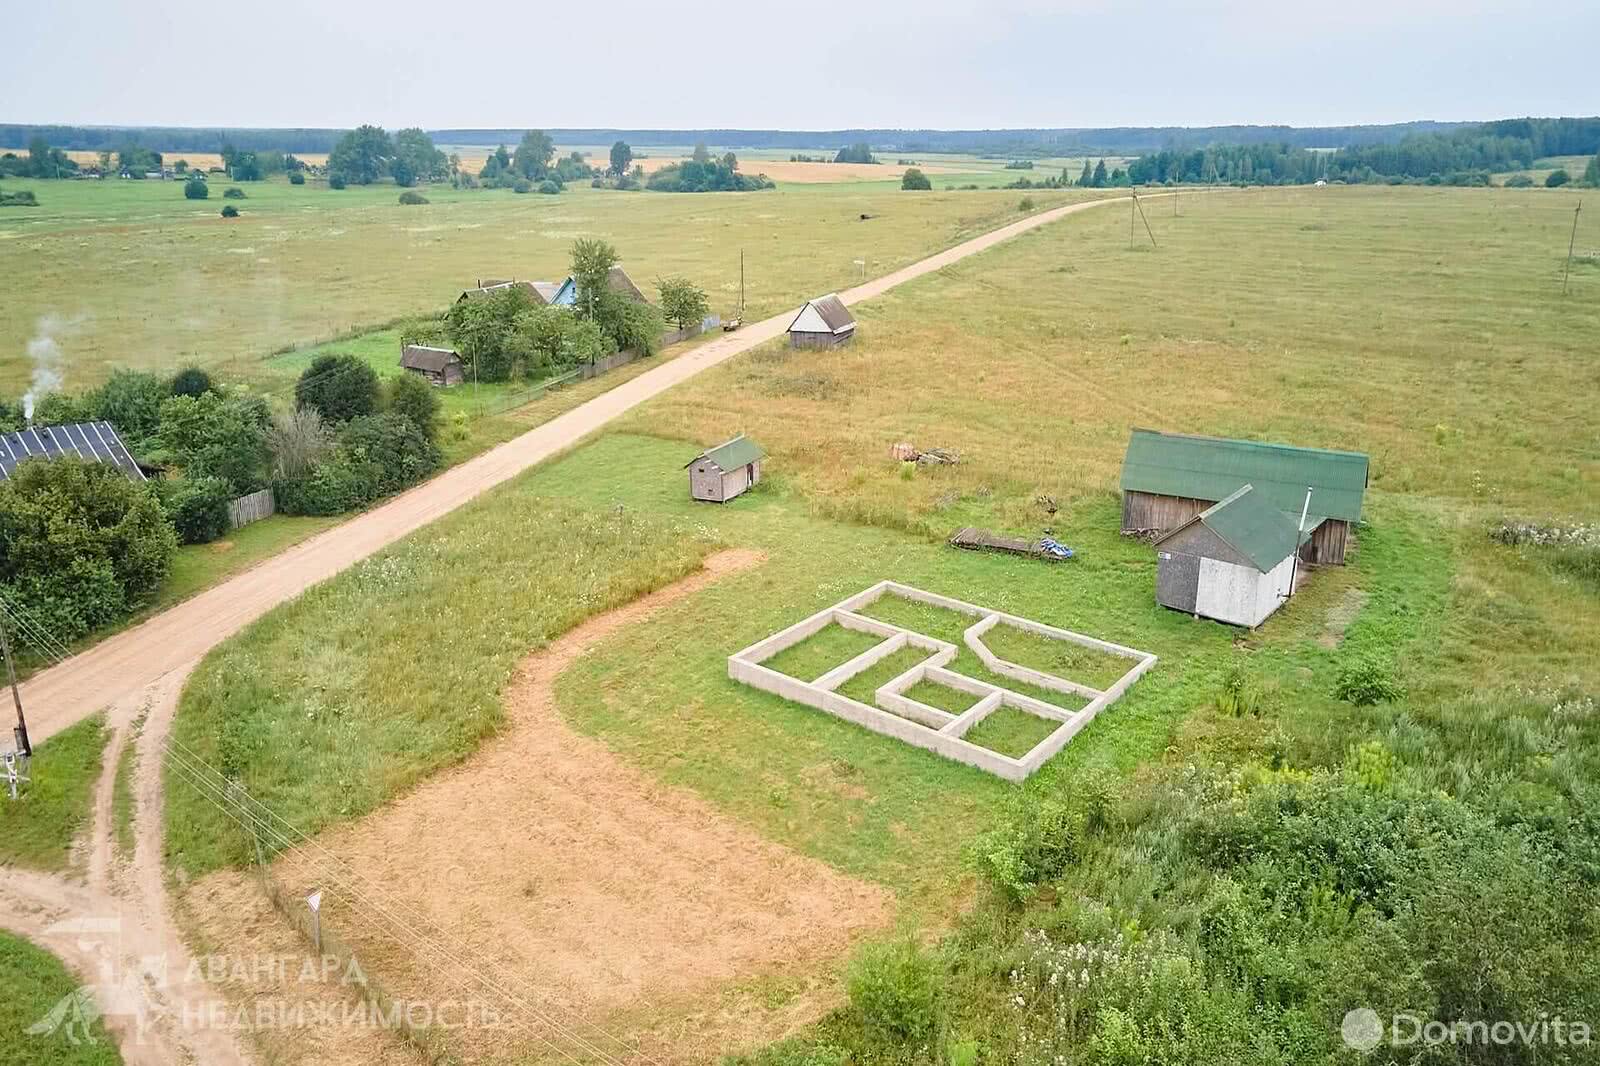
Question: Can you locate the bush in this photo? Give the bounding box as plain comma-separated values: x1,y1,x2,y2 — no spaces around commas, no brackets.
1545,169,1571,188
0,458,175,642
1018,196,1035,211
222,186,246,199
96,368,168,442
338,412,442,499
901,167,932,191
273,458,366,516
162,476,232,545
169,365,213,398
537,179,561,194
387,372,441,441
183,175,209,200
1334,654,1404,705
288,171,305,186
328,173,347,190
157,392,268,495
0,190,39,207
220,204,239,218
295,353,381,423
846,940,939,1046
1503,174,1535,188
511,178,532,193
398,190,429,205
265,406,331,479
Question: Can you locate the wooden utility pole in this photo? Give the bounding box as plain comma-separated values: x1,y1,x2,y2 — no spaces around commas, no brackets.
1132,192,1158,248
0,615,31,757
1563,200,1583,296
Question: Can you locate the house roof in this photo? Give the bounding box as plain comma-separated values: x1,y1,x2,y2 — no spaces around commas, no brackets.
0,421,146,482
788,293,855,334
1120,428,1368,522
400,345,461,373
685,434,765,471
531,281,562,304
1156,484,1307,572
457,279,552,305
606,266,648,304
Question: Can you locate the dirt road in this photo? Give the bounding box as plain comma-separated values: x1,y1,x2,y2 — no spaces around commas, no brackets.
21,191,1141,745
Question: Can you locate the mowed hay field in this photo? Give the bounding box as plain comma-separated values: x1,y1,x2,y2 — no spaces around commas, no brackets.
0,175,1095,392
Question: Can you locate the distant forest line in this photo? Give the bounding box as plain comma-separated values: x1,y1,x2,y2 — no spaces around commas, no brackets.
0,120,1493,156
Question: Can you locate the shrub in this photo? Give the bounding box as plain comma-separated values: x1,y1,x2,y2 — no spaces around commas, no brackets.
95,368,168,442
295,353,380,423
1214,664,1266,717
157,392,268,495
288,171,305,186
0,190,39,207
976,797,1089,903
387,372,441,441
328,173,347,190
222,186,246,199
1545,169,1571,188
537,179,560,195
398,190,428,205
511,178,532,193
220,204,239,218
0,458,175,642
1503,174,1535,188
846,939,939,1046
183,175,209,199
265,406,331,479
273,458,365,516
1334,654,1404,705
338,412,442,498
1018,196,1035,211
162,475,232,544
613,299,665,356
901,167,932,191
169,365,213,398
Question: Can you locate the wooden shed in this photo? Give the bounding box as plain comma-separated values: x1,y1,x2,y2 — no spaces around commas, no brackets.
1119,428,1368,565
685,434,765,503
1154,484,1305,627
399,344,466,387
787,294,855,349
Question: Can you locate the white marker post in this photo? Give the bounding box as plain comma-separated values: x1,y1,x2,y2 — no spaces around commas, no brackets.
306,889,323,954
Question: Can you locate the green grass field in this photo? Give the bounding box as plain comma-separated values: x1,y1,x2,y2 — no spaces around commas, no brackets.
0,715,106,872
0,931,122,1065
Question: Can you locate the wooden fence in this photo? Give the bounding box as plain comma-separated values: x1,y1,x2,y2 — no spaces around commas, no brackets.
228,488,275,530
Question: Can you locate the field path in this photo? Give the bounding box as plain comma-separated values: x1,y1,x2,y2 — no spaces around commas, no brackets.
22,190,1144,744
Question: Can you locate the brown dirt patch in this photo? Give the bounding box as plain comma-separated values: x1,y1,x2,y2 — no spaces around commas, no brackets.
190,548,892,1064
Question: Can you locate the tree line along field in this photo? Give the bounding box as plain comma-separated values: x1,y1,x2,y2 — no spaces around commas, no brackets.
163,184,1600,1063
0,173,1095,393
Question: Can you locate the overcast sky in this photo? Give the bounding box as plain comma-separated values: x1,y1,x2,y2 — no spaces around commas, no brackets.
11,0,1597,130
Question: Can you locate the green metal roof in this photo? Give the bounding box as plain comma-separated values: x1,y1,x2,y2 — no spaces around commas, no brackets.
1120,428,1368,522
1161,484,1305,571
687,434,765,471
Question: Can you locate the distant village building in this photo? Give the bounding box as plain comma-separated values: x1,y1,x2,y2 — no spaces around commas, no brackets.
1153,484,1304,627
787,294,855,349
685,434,765,503
399,345,466,387
549,266,649,309
1119,428,1368,565
0,421,146,482
456,279,557,305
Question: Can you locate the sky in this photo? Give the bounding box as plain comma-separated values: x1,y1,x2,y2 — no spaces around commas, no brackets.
10,0,1598,131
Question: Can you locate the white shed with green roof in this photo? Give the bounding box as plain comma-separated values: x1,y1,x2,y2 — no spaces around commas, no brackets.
685,434,765,503
1153,484,1310,627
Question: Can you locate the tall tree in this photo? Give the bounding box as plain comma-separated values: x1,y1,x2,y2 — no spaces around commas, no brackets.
392,128,447,186
513,130,555,180
569,238,620,320
1077,159,1093,186
1585,151,1600,187
691,142,711,164
609,140,633,176
1091,159,1108,187
327,125,394,185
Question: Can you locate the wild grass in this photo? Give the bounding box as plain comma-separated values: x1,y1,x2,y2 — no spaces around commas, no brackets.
962,705,1058,757
902,679,978,715
978,621,1134,690
0,930,123,1065
0,715,106,872
762,623,883,682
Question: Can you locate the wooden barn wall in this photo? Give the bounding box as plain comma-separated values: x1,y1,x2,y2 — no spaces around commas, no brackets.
1123,491,1351,565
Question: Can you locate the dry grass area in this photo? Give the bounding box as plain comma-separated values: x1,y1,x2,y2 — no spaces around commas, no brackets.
3,149,331,169
183,549,892,1064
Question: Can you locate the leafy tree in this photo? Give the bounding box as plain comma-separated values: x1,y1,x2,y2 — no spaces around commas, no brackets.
327,124,393,185
295,353,381,423
691,142,712,164
1546,168,1571,188
656,276,709,330
1091,159,1108,187
157,392,268,495
479,144,513,186
265,406,330,479
386,372,440,441
513,130,555,181
552,152,590,182
221,143,262,181
170,366,213,398
0,458,174,641
646,155,771,192
1077,159,1092,186
444,287,535,382
96,369,167,442
614,300,666,356
392,128,447,186
338,412,442,498
570,238,620,321
1584,152,1600,187
183,175,209,200
834,143,876,164
116,143,161,176
328,173,347,190
609,140,633,176
901,167,932,191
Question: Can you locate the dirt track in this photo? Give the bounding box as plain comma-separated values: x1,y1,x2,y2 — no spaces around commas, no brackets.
20,191,1140,747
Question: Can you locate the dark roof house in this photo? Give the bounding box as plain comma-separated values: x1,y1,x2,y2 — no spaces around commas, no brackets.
399,344,466,387
456,279,553,305
788,294,856,349
549,266,650,308
0,421,146,481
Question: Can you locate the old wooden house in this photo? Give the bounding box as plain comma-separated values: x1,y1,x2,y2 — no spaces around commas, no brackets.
1119,428,1368,565
549,266,649,309
399,344,466,387
456,279,559,305
787,294,856,349
1153,484,1305,627
685,434,765,503
0,421,146,481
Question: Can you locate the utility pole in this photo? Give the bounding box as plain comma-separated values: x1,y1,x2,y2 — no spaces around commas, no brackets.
1563,200,1583,296
1133,192,1158,248
0,614,31,758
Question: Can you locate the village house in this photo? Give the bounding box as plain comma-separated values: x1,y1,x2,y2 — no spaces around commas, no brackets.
456,279,559,305
1119,428,1368,565
0,421,146,481
685,434,765,503
399,344,466,387
1153,484,1306,627
787,294,856,349
548,266,649,309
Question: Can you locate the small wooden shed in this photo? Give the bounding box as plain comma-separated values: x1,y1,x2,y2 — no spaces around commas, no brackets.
1153,484,1305,628
685,434,765,503
787,294,855,349
399,344,465,387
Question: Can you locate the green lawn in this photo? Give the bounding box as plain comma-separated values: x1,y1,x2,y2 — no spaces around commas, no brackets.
902,679,979,715
978,620,1135,690
962,704,1059,757
762,623,883,682
0,931,122,1065
0,715,106,872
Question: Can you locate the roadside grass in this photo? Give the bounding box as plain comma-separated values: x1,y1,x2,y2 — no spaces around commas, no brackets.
762,623,882,681
0,931,122,1065
0,715,106,872
164,490,720,876
962,705,1058,757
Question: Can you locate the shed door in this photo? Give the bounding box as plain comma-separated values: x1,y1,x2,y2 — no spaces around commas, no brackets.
1156,551,1200,613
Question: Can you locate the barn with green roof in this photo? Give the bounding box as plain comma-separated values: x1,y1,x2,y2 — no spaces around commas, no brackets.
1119,428,1369,565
